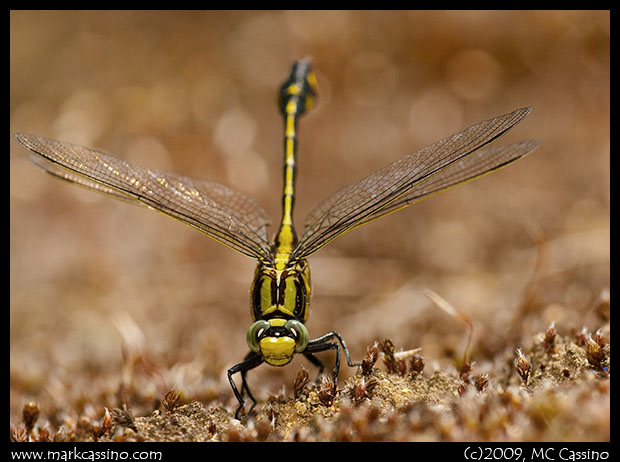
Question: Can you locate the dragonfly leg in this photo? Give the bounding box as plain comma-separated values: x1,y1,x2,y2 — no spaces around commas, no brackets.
227,351,263,419
240,359,259,411
304,331,360,389
303,352,324,382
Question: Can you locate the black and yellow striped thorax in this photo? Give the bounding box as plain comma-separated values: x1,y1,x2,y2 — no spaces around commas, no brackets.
250,257,311,323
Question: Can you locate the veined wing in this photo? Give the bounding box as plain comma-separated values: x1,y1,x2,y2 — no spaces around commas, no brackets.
15,133,272,260
348,139,541,228
28,154,142,205
295,107,537,259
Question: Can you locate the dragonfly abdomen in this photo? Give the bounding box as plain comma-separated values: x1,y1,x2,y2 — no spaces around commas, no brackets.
273,59,318,259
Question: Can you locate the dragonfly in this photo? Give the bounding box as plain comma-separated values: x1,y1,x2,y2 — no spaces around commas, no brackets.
14,58,540,418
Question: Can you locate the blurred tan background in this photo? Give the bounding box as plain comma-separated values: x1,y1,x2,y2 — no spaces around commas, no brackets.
10,11,609,418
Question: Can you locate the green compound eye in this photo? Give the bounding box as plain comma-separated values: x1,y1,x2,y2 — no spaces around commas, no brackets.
284,319,309,353
246,320,271,353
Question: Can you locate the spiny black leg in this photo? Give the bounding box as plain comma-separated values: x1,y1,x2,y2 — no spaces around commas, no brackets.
240,365,258,413
307,331,360,367
303,331,361,390
303,353,325,382
305,340,340,386
227,351,263,419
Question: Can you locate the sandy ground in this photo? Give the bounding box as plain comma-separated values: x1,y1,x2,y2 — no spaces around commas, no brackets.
10,11,609,442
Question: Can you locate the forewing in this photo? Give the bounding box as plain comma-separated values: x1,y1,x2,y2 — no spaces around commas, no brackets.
296,107,535,259
15,133,272,260
350,139,541,228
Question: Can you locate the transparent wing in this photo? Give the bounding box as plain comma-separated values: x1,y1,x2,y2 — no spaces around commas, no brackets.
28,154,142,205
296,107,538,259
15,133,272,260
349,139,541,228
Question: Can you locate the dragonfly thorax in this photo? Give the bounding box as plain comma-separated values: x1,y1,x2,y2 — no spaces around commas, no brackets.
250,258,311,323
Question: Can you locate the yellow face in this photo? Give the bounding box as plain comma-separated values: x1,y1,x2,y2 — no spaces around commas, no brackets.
259,336,296,366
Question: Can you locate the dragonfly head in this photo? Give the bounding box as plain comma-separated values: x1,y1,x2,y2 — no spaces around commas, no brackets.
278,58,318,116
246,318,309,366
